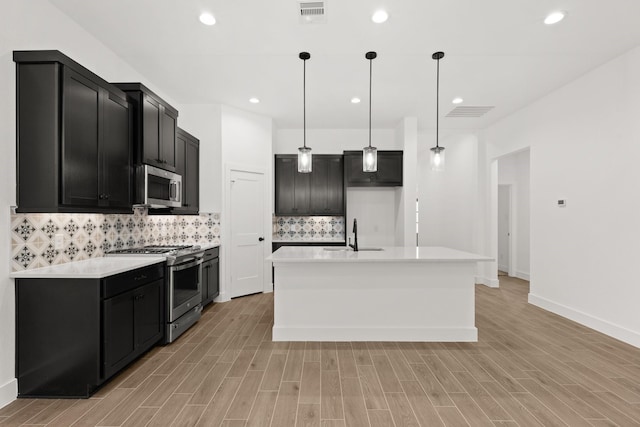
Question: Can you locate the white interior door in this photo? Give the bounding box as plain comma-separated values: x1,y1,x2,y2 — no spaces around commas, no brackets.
498,185,511,274
230,170,265,298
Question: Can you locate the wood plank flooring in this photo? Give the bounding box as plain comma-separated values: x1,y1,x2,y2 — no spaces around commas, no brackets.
2,276,640,426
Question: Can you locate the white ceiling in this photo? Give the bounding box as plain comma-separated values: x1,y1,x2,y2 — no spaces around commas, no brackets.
49,0,640,130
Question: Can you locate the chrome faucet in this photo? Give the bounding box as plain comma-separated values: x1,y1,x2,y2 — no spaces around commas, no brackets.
348,218,358,252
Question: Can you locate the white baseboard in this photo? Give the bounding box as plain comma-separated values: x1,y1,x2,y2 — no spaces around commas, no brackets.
528,293,640,349
516,271,530,281
273,326,478,342
475,276,499,288
0,378,17,410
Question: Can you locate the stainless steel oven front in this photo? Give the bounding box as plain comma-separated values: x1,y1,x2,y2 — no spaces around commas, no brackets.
167,253,204,342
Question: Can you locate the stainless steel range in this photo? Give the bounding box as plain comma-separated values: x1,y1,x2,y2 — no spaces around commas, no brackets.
107,245,205,343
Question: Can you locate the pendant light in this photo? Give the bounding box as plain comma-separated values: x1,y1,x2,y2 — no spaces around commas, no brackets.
363,51,377,172
298,52,312,173
431,51,445,171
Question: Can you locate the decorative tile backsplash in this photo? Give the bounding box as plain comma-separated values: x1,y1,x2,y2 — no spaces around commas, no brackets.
11,208,221,271
273,216,344,241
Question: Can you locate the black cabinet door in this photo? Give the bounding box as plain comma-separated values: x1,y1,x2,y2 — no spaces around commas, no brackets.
134,279,164,350
184,139,199,212
101,91,131,209
309,156,344,214
274,155,310,215
142,94,161,166
160,108,177,169
61,68,100,206
275,157,296,214
103,289,136,379
375,152,403,185
207,257,220,301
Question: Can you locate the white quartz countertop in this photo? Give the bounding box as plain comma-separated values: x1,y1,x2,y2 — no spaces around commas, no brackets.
272,238,346,243
267,246,493,263
200,243,221,250
10,257,166,279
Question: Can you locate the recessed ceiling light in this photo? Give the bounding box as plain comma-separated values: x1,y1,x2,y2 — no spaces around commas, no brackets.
544,11,566,25
249,97,260,104
351,97,361,104
199,12,216,26
452,97,463,104
371,10,389,24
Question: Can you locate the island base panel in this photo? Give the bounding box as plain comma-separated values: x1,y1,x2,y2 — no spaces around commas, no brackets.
272,262,478,342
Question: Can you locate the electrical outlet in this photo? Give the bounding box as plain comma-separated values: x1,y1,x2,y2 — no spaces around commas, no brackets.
54,234,64,249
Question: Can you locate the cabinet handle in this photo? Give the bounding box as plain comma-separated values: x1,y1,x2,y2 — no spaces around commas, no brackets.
134,294,144,301
134,274,147,281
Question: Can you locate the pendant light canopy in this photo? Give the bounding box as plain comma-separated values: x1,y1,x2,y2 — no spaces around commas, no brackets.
431,51,445,172
363,51,378,172
298,52,312,173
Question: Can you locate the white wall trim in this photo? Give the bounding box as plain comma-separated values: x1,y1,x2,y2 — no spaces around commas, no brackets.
515,271,530,281
476,276,500,288
529,293,640,349
0,379,17,410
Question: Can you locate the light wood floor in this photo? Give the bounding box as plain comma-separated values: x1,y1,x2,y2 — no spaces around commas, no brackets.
2,276,640,426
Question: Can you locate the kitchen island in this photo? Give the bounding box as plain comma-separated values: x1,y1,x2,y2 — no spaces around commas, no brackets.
268,246,492,342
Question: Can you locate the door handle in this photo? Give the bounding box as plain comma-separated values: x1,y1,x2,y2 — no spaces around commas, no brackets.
258,237,264,242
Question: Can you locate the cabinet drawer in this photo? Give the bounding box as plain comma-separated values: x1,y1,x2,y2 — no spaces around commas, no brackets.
103,262,165,299
203,247,219,261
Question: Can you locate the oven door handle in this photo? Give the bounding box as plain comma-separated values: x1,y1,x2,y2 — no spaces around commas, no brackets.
170,257,204,272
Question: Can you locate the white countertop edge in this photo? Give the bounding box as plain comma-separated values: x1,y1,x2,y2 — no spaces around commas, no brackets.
10,256,167,279
267,246,493,263
272,239,346,243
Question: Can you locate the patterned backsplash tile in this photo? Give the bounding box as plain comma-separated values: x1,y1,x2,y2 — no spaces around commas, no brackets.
273,216,344,241
11,208,221,271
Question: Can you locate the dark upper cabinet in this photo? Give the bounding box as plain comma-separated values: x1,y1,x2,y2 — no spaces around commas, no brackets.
14,50,132,213
275,155,344,215
172,128,200,215
275,155,311,215
344,150,403,187
310,155,344,214
113,83,178,172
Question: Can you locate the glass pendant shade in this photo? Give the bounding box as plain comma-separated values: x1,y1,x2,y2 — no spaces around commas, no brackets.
430,146,445,171
363,146,378,172
298,146,312,173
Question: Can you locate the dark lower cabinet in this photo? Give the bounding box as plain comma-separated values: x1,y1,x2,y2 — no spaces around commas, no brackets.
344,150,403,187
201,247,220,306
15,262,164,398
103,278,163,379
14,50,132,213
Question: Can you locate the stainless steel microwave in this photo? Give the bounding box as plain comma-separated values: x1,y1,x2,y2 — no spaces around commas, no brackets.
135,165,182,208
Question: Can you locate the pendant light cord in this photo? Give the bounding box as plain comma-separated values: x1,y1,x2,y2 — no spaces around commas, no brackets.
436,56,440,149
303,57,307,149
369,56,372,148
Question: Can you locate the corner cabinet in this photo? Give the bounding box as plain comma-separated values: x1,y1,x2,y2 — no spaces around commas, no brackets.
344,150,403,187
275,155,344,215
15,263,165,398
173,128,200,215
113,83,179,172
14,50,132,213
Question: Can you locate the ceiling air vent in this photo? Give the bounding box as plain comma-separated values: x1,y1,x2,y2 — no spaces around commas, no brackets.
446,106,495,118
299,1,326,23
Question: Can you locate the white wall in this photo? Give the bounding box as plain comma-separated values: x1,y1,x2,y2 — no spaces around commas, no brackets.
417,131,479,253
497,150,530,279
220,106,274,299
484,45,640,347
275,129,398,154
176,104,223,213
0,0,183,408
